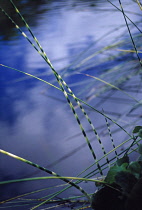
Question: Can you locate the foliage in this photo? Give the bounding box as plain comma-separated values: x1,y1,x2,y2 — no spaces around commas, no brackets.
0,0,142,209
91,143,142,210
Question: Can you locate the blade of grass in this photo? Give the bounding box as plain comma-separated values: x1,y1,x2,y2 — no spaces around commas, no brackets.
0,187,53,205
0,4,104,172
0,149,91,202
136,0,142,10
107,0,142,34
0,176,104,185
0,64,132,138
2,2,137,176
118,0,142,67
0,183,68,205
7,1,122,167
78,72,140,103
103,108,118,163
117,49,142,53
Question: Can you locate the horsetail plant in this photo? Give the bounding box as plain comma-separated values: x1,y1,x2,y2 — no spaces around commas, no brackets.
1,0,142,209
0,149,92,209
118,0,142,67
0,0,106,174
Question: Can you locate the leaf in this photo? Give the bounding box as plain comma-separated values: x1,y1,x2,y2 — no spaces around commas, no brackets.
128,161,141,179
104,163,129,184
133,126,142,134
125,177,142,210
91,184,125,210
138,129,142,138
115,171,137,194
117,155,129,166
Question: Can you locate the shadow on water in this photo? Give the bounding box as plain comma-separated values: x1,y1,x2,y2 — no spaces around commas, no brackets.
0,0,103,40
0,0,142,209
0,0,47,40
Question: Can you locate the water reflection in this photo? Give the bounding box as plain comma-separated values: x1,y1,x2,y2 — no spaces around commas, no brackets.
0,0,103,40
0,0,141,208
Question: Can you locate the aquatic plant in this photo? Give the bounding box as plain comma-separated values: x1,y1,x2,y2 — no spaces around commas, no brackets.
0,0,142,209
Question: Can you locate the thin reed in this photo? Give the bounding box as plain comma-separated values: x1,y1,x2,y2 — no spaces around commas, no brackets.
0,0,142,209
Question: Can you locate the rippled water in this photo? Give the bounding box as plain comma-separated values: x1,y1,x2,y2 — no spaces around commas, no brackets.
0,0,141,208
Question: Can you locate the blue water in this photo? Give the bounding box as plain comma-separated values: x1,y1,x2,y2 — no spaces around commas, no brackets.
0,0,141,208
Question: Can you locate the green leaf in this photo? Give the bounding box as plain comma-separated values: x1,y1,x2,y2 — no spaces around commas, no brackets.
128,161,141,179
104,163,129,184
133,126,142,134
115,171,137,194
91,184,124,210
138,129,142,138
116,155,129,166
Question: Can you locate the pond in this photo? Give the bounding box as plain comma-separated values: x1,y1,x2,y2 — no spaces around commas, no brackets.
0,0,142,209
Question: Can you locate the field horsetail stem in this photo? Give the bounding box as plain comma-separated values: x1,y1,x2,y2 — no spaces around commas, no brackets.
105,121,118,160
1,1,142,209
0,149,91,204
0,0,106,175
118,0,142,67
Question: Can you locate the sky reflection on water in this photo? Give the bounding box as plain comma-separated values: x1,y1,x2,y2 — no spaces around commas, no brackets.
0,0,141,206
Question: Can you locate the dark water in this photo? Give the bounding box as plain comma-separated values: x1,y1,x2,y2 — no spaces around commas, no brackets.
0,0,141,209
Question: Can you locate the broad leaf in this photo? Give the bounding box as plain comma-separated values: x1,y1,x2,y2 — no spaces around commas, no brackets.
104,163,129,184
115,171,137,194
133,126,142,134
138,129,142,138
117,155,129,166
128,161,141,179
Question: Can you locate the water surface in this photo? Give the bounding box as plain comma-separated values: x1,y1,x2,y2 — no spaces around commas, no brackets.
0,0,141,208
